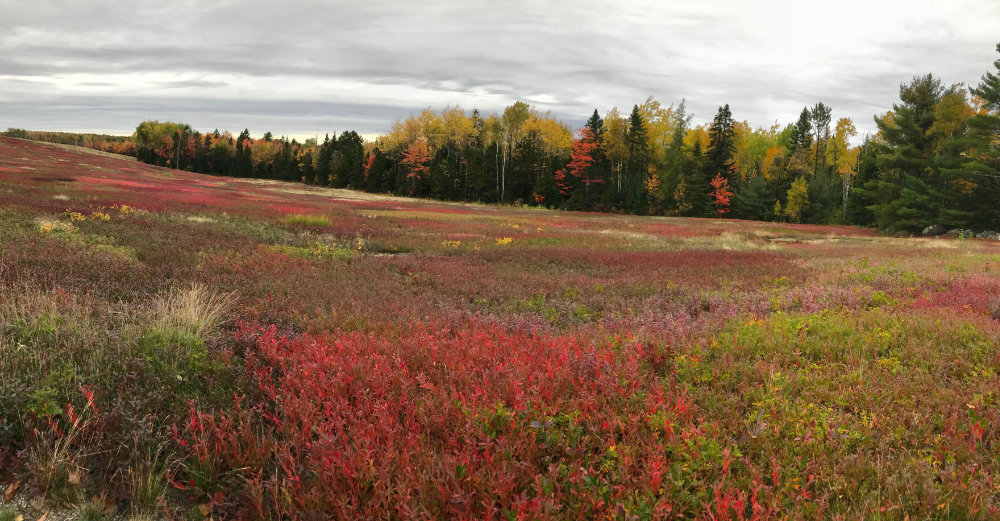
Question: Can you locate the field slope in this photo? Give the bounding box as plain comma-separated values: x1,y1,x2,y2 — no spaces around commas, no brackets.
1,136,999,520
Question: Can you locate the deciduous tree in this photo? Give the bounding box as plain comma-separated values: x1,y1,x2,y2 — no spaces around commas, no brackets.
402,138,431,194
554,127,599,199
783,176,809,223
709,172,734,215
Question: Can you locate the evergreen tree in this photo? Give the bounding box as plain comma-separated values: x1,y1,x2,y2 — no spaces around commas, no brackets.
706,104,735,177
533,167,560,208
194,133,208,173
234,129,252,177
960,43,1000,229
866,74,946,231
662,100,692,210
626,105,650,214
464,109,487,201
973,43,1000,108
586,109,604,142
810,102,832,177
585,109,608,206
804,167,840,223
704,104,735,215
847,137,879,226
732,174,772,221
791,108,813,151
336,131,365,188
314,134,333,185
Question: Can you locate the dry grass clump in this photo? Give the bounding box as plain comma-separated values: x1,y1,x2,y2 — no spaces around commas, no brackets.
922,238,959,249
119,441,176,517
1,283,80,323
672,232,778,251
150,283,235,337
0,284,96,364
185,215,217,224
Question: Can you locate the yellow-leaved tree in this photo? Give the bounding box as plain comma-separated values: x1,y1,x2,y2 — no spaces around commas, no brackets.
761,145,787,181
602,107,629,192
637,96,678,165
782,176,809,223
827,117,858,222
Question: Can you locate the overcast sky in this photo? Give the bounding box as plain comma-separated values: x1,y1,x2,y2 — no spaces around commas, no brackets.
2,0,998,141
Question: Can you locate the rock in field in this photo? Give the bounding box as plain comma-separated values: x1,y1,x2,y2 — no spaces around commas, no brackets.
922,224,947,236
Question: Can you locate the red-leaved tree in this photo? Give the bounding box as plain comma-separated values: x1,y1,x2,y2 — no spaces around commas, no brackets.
709,172,734,215
555,127,600,196
363,153,376,182
401,139,430,194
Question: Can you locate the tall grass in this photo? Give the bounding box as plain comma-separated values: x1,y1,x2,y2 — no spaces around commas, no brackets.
150,283,235,337
280,214,331,227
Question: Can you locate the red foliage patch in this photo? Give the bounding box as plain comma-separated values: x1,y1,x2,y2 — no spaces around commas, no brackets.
174,323,759,520
912,274,1000,317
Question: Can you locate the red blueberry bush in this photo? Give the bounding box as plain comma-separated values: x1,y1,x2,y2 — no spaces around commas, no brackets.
173,322,772,520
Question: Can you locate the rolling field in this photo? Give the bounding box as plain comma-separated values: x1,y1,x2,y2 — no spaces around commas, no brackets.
1,136,999,520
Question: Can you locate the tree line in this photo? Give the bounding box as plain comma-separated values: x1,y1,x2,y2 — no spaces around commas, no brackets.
2,129,135,156
6,44,1000,233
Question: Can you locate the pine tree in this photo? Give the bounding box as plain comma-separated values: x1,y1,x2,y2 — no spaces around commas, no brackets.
791,108,813,151
847,137,879,226
314,134,333,186
586,109,604,142
336,131,365,188
626,105,650,214
704,104,735,215
663,99,692,210
706,104,735,178
810,102,832,177
234,129,252,177
732,174,772,220
972,43,1000,109
961,43,1000,229
584,109,608,206
465,108,486,201
867,74,945,231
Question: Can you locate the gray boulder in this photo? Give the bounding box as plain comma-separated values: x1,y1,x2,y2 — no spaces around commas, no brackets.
922,224,947,236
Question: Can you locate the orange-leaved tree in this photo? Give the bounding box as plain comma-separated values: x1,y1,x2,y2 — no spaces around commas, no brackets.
709,172,734,215
363,153,376,182
554,127,600,197
401,138,431,194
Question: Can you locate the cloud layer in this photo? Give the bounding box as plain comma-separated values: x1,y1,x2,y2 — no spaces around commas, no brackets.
2,0,998,139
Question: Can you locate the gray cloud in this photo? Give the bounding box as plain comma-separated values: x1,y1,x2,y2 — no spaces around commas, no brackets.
0,95,423,137
2,0,998,142
153,80,230,89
